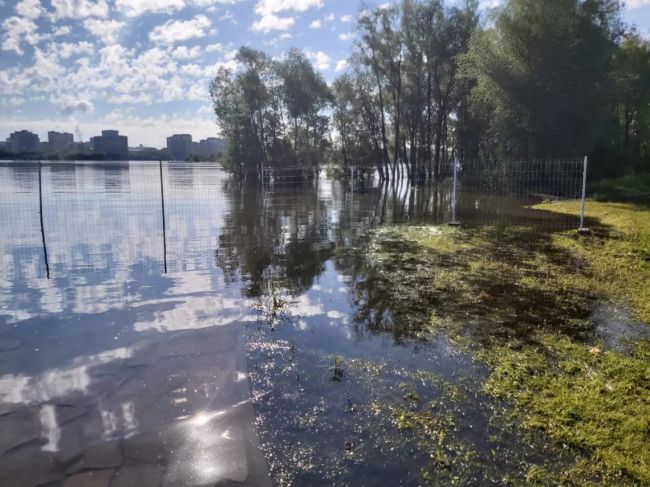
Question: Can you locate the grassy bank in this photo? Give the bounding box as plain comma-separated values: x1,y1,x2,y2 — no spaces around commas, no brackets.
364,201,650,484
535,200,650,322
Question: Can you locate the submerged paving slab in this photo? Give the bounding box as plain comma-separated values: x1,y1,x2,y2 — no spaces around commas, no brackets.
111,463,164,487
0,444,64,487
80,439,123,469
63,469,116,487
0,320,271,486
0,407,41,455
122,430,170,464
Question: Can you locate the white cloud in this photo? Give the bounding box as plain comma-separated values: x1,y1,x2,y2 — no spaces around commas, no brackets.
187,81,208,100
115,0,240,17
203,58,238,76
340,14,353,23
106,92,153,104
1,16,41,55
132,47,178,77
305,49,330,70
206,42,225,53
31,47,67,80
626,0,650,7
149,15,212,44
220,10,237,23
335,59,348,72
180,63,205,76
48,41,95,59
98,44,132,77
252,0,322,32
51,0,110,19
0,2,243,145
251,14,294,32
116,0,186,16
16,0,44,19
0,68,32,95
254,0,323,16
171,45,201,59
309,19,321,29
197,104,213,115
61,99,94,115
323,13,334,22
83,19,124,44
338,32,353,41
161,76,185,101
53,25,72,37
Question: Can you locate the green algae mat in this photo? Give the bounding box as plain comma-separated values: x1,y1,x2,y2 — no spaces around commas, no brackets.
364,201,650,485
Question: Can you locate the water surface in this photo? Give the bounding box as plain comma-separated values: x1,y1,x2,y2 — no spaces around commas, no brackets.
0,161,581,486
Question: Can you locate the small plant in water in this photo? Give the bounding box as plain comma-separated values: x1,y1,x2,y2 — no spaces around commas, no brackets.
330,355,344,381
403,390,420,401
252,284,293,330
346,397,358,413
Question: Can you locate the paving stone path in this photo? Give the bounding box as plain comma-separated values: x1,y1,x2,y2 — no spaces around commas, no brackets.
0,323,271,487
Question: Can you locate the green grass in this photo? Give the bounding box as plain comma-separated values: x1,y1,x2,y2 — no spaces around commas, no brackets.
364,201,650,485
535,200,650,322
484,336,650,484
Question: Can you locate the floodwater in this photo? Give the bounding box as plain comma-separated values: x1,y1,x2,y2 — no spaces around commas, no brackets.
0,161,582,486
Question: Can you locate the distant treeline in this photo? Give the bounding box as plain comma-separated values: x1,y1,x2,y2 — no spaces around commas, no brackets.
210,0,650,183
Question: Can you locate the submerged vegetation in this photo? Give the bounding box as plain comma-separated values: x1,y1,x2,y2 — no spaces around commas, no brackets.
359,201,650,484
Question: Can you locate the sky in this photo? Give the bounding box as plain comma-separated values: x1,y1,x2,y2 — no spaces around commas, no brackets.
1,0,650,148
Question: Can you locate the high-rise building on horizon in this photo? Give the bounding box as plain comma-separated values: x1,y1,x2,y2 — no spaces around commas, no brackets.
9,130,40,153
167,134,192,161
91,130,129,160
191,137,226,158
48,131,74,153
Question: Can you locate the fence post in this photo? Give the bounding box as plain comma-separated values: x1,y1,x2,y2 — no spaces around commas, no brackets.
38,161,50,279
578,155,589,234
159,160,167,273
448,157,460,226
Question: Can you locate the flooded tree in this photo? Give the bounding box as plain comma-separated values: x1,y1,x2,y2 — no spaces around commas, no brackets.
329,0,649,181
332,0,479,183
209,47,332,179
209,0,649,183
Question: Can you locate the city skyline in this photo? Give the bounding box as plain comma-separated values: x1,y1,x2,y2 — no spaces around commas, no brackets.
3,127,224,149
2,0,650,147
3,127,225,160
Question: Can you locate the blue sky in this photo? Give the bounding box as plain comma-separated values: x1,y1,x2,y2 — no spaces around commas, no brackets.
1,0,650,148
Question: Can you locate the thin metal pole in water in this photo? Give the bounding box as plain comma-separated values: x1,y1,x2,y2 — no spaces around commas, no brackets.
578,155,589,234
350,167,354,210
448,157,460,226
38,161,50,279
159,160,167,273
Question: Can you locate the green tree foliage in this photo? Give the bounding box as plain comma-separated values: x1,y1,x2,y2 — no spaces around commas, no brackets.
210,0,650,182
462,0,623,162
604,35,650,177
209,47,332,178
